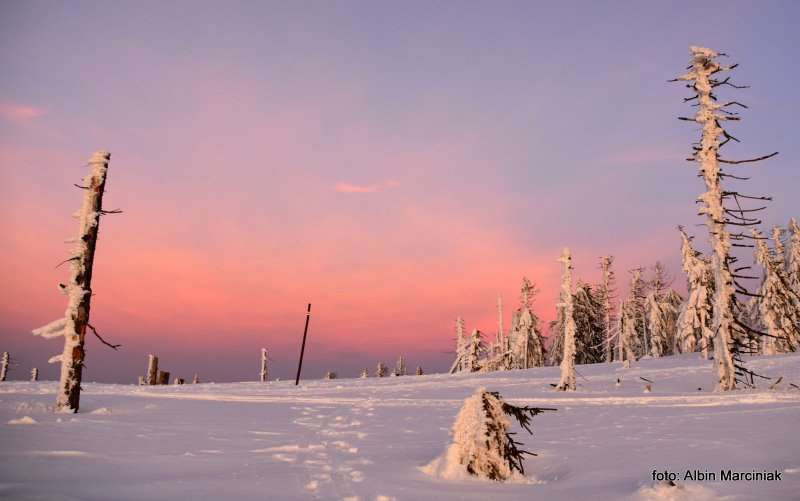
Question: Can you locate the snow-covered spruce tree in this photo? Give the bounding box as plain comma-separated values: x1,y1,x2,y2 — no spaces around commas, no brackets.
31,367,39,382
0,352,8,381
645,292,670,357
31,151,119,411
574,283,606,364
416,366,424,375
618,299,639,363
465,329,485,372
506,278,546,369
449,316,469,374
628,268,648,357
425,387,555,481
376,362,388,378
673,46,778,390
787,218,800,296
551,282,606,365
555,248,577,391
676,227,715,357
260,348,269,382
598,256,618,363
753,229,800,353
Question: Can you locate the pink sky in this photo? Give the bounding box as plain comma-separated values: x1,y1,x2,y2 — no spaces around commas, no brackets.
1,1,797,382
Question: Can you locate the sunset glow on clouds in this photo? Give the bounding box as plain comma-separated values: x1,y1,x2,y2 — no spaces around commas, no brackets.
1,2,798,382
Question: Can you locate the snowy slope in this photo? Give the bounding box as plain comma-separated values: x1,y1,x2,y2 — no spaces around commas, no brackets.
1,354,799,501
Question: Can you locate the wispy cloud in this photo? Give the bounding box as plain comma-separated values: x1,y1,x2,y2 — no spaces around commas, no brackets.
0,102,46,122
334,179,399,194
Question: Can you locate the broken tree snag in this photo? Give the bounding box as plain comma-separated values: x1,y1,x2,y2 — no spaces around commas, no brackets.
146,354,158,385
31,368,39,382
57,151,112,412
260,348,268,382
157,370,170,385
173,378,185,385
0,352,8,381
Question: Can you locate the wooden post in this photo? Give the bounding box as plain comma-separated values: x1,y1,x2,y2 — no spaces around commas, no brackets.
157,370,170,385
146,354,158,385
0,352,8,381
30,368,39,382
260,348,268,382
56,151,111,412
294,303,312,385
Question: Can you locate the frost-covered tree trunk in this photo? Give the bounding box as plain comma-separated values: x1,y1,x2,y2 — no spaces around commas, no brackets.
56,152,112,411
495,295,504,358
674,47,778,390
157,371,170,385
359,368,369,378
31,367,39,382
0,352,8,381
676,227,715,358
146,354,159,385
754,229,800,353
395,355,406,376
555,248,577,391
449,316,468,374
616,300,625,362
376,362,387,378
415,366,423,375
260,348,269,382
192,373,199,384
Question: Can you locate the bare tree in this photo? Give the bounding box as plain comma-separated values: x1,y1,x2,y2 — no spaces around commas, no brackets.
31,151,118,411
673,47,777,390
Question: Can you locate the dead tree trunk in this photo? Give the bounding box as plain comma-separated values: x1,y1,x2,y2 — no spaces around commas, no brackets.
30,368,39,382
192,373,199,384
173,377,185,385
138,376,145,385
0,352,8,381
157,370,170,385
260,348,268,382
146,354,158,385
56,151,111,412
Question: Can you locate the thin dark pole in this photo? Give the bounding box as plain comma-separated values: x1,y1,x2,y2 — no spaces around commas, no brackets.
294,303,312,385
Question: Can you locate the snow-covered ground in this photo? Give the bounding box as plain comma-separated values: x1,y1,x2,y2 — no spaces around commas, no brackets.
2,354,799,500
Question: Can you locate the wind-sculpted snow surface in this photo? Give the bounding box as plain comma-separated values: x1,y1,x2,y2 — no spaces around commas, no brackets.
1,354,799,500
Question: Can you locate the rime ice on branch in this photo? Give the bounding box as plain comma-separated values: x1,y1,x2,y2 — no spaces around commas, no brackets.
673,47,778,390
31,151,115,411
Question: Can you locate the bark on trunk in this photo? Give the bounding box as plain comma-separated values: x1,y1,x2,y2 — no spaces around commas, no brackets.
57,151,110,412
